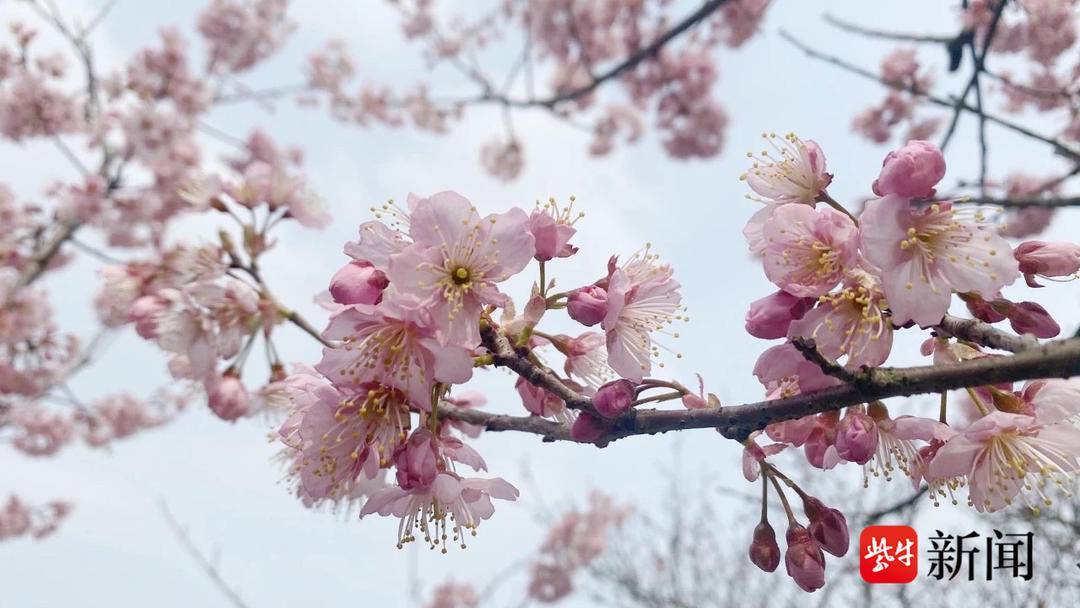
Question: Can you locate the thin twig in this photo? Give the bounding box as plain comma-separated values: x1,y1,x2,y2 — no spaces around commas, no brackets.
158,500,252,608
937,314,1039,353
824,13,955,44
779,30,1080,162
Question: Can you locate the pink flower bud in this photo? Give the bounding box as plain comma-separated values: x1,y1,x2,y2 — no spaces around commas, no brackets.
834,408,878,465
960,292,1007,323
570,411,608,443
593,379,636,418
515,377,566,417
745,290,815,339
801,496,849,557
749,521,781,572
1014,241,1080,278
127,295,169,339
529,209,578,262
871,140,946,198
1007,301,1060,338
206,374,251,421
328,261,388,305
785,524,826,592
393,428,440,490
566,285,608,326
802,412,840,470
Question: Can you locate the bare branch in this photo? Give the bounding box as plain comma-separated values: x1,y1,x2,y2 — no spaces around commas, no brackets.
824,13,955,44
937,314,1039,353
158,500,252,608
778,30,1080,162
957,194,1080,208
474,0,734,109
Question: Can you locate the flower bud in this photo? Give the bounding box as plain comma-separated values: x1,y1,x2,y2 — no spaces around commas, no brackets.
393,429,440,490
834,408,878,465
515,377,565,417
749,521,781,572
785,524,827,592
801,495,849,557
745,290,815,339
593,379,636,419
1007,301,1060,338
1014,241,1080,278
127,295,169,339
872,140,946,198
329,261,389,305
566,285,608,326
960,292,1007,323
570,411,608,443
529,209,578,262
206,373,251,421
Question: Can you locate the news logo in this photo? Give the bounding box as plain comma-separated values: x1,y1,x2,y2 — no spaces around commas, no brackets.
859,526,1035,584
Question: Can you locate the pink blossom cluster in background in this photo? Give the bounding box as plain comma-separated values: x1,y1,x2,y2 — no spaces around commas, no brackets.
303,0,774,180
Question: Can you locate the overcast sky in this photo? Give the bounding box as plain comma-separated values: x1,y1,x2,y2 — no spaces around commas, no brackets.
2,1,1078,607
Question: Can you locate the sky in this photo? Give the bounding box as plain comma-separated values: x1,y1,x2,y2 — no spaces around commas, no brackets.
1,1,1078,607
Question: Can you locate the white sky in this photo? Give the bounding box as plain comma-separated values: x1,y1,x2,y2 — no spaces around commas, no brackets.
1,1,1078,607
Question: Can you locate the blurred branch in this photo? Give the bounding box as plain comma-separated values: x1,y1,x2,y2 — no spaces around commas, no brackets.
824,13,956,44
472,0,734,109
778,30,1080,162
159,500,252,608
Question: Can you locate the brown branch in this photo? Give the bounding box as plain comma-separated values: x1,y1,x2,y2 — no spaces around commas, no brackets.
777,31,1080,162
957,194,1080,208
480,325,592,410
862,487,928,525
159,500,252,608
473,0,734,109
937,314,1039,353
15,219,81,289
824,13,955,44
440,337,1080,445
939,0,1007,152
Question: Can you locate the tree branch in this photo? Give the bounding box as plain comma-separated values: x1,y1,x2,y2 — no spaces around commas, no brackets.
480,325,593,410
159,500,252,608
957,195,1080,208
473,0,734,109
936,314,1039,353
823,13,955,44
778,30,1080,162
440,337,1080,444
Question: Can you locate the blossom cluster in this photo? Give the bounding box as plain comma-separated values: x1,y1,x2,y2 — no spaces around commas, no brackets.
853,0,1080,148
306,0,775,180
739,133,1080,591
273,191,687,549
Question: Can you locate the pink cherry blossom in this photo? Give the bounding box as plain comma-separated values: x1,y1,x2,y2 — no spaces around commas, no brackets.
749,520,781,573
872,140,946,198
742,132,831,206
279,370,410,502
762,204,859,298
592,379,636,419
753,343,841,397
316,297,473,408
784,524,826,592
328,261,388,305
388,191,535,347
928,410,1080,512
424,582,478,608
566,285,608,327
744,289,815,340
1014,240,1080,285
833,407,878,465
205,373,252,421
360,472,518,550
601,248,683,382
557,331,615,390
786,269,892,368
528,198,579,262
859,198,1019,326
